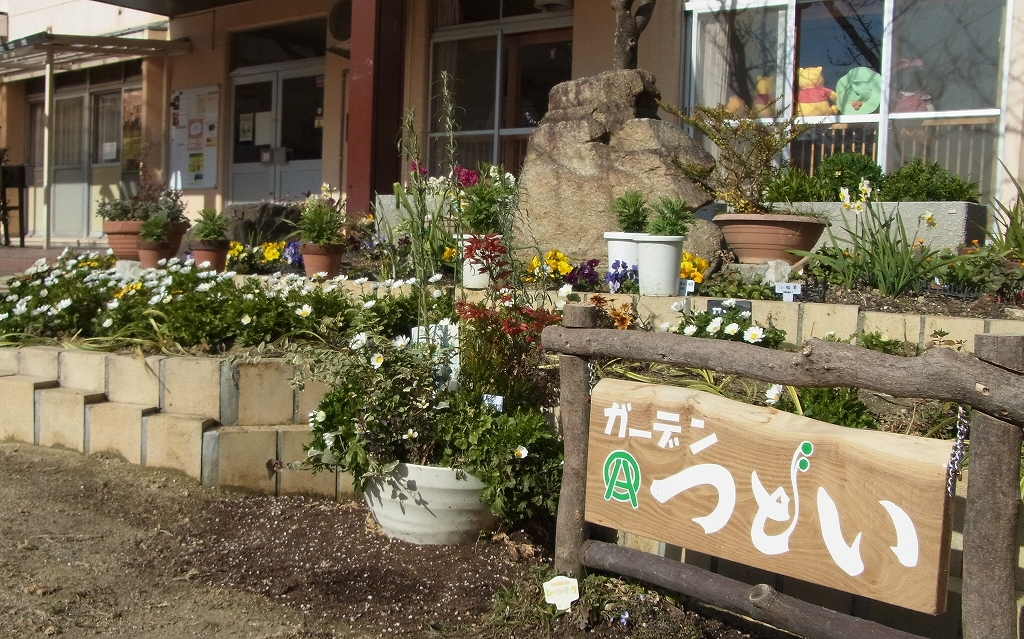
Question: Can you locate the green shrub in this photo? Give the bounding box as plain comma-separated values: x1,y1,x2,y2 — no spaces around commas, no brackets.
610,189,651,233
798,386,876,430
138,215,169,242
765,167,833,204
880,158,980,203
190,209,230,241
987,164,1024,259
646,196,694,236
815,152,884,200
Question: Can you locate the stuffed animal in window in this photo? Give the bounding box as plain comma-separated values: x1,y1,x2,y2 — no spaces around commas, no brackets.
724,95,748,118
749,76,776,118
795,67,838,116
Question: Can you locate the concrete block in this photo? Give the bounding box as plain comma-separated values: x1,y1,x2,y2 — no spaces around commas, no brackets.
636,296,687,331
203,425,277,493
278,426,336,498
987,319,1024,335
19,346,60,379
295,378,330,424
87,402,157,464
0,376,58,443
923,316,985,353
236,360,295,425
0,347,18,375
38,388,106,452
750,300,799,344
161,356,225,418
144,413,216,480
106,353,163,405
800,303,859,342
58,350,107,393
860,312,921,346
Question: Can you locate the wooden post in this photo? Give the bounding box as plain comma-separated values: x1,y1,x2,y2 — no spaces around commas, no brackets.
962,334,1024,639
552,304,599,576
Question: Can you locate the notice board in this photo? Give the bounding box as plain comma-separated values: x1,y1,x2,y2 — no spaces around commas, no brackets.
170,85,220,190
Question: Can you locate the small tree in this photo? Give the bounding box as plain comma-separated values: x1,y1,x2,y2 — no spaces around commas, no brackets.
612,0,657,70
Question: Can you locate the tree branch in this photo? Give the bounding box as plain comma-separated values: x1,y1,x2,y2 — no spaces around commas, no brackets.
612,0,657,70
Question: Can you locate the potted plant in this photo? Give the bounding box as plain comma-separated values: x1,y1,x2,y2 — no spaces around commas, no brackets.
97,184,190,261
188,209,231,272
604,189,651,271
456,164,516,289
636,196,695,296
136,215,173,269
293,185,346,278
674,102,828,265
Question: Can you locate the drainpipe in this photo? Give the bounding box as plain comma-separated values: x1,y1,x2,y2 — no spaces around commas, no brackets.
42,50,53,250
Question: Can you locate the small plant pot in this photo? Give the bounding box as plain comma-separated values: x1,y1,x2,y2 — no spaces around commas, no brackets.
167,221,191,257
459,234,503,290
299,242,344,278
102,220,145,261
190,239,231,272
137,240,174,269
604,231,648,271
635,234,685,296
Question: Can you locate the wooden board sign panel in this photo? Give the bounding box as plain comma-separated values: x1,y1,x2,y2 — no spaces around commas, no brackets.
586,379,954,614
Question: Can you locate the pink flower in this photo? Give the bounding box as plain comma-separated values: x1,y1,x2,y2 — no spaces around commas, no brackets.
454,165,480,187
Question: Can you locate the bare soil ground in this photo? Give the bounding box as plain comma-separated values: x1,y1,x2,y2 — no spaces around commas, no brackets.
0,443,766,639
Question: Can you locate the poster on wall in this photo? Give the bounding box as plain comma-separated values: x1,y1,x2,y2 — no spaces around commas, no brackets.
170,85,220,190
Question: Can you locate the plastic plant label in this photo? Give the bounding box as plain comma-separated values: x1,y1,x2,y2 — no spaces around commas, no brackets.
775,282,802,302
678,279,696,297
543,575,579,610
483,394,504,413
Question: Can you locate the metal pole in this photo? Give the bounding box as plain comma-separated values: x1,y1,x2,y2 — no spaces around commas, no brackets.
42,51,54,250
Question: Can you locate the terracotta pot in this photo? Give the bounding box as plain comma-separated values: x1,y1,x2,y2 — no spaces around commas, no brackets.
714,213,829,265
299,242,344,278
190,239,230,272
103,220,191,262
137,240,174,269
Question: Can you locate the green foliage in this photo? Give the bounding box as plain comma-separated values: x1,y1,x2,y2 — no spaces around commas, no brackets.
459,164,517,235
646,196,694,236
815,152,884,200
138,215,169,242
96,183,188,222
190,208,230,241
697,269,776,299
938,244,1024,297
797,387,877,429
292,190,345,245
879,158,980,203
764,167,833,204
610,189,651,233
857,330,917,356
987,165,1024,259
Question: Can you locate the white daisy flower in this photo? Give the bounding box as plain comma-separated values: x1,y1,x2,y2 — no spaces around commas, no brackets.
514,445,529,459
724,322,740,336
362,300,376,309
349,331,368,350
241,315,252,325
743,325,765,343
682,324,698,336
353,277,368,285
706,317,723,334
315,410,327,423
670,301,685,312
393,335,410,350
402,429,418,440
765,384,784,406
558,283,573,298
428,273,443,283
102,318,113,328
370,352,384,369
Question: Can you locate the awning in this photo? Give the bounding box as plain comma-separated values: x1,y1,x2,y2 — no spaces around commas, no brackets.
0,32,191,82
86,0,247,18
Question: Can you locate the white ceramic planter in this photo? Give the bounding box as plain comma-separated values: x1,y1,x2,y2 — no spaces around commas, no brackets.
363,463,498,545
635,234,685,296
458,234,500,290
603,231,648,270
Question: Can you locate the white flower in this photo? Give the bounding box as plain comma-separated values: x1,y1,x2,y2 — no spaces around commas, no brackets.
0,313,8,322
107,299,120,309
743,325,765,343
428,273,443,283
54,298,72,312
765,384,784,406
514,445,529,459
38,288,48,298
169,265,181,273
33,258,47,268
195,282,213,293
323,433,336,447
349,331,368,350
402,429,418,440
382,279,395,288
391,280,406,290
157,258,167,267
10,280,20,288
682,324,698,336
432,289,442,298
839,186,851,205
315,410,327,423
106,248,114,255
670,301,685,313
198,261,212,269
241,314,252,325
32,305,50,316
362,300,376,309
722,298,736,308
659,322,672,332
314,271,328,279
148,293,163,305
102,318,113,328
859,177,872,198
558,283,573,298
724,322,740,336
739,310,751,319
353,277,368,285
296,304,313,317
706,317,723,334
393,335,410,350
370,352,384,369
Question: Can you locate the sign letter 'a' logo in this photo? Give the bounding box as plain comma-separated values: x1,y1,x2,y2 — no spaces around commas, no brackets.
603,450,641,509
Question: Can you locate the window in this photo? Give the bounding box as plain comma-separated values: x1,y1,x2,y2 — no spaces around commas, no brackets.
687,0,1006,197
231,19,327,70
122,89,142,171
93,93,121,164
429,6,572,173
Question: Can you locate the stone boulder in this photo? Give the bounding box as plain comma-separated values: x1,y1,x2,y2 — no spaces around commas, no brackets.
518,69,715,262
682,219,725,273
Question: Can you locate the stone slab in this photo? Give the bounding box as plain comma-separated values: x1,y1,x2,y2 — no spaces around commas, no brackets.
801,303,860,342
38,387,105,452
106,353,163,406
860,312,921,347
144,413,216,480
0,376,57,443
923,316,985,353
277,426,336,498
161,357,224,418
295,378,330,425
749,300,799,345
58,349,107,393
208,425,277,493
19,346,60,379
87,402,157,464
236,360,294,426
0,348,18,375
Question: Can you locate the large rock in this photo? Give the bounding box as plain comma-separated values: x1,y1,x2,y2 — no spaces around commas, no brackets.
519,69,715,262
681,219,725,273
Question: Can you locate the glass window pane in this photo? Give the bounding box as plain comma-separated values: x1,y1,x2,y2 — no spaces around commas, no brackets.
122,89,142,171
887,117,997,199
89,62,123,86
231,18,326,70
233,81,273,164
890,0,1003,112
28,103,44,167
795,0,884,116
433,0,500,28
790,123,879,176
93,93,121,165
432,37,498,132
281,75,324,162
502,0,551,18
54,97,84,168
430,134,494,174
501,29,572,129
696,8,784,113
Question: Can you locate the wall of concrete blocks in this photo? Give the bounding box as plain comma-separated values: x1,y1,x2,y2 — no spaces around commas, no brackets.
0,346,357,501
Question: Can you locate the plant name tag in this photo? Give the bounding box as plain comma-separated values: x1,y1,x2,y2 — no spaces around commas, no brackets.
543,576,580,610
775,282,802,302
678,279,696,296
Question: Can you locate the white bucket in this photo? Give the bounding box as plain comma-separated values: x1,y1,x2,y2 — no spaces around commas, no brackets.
635,235,685,296
603,231,647,271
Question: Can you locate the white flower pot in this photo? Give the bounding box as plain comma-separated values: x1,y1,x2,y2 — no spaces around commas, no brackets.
458,233,500,290
635,234,685,296
603,231,648,271
363,463,498,545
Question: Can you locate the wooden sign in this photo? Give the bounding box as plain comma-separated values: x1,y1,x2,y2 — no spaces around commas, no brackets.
586,379,953,614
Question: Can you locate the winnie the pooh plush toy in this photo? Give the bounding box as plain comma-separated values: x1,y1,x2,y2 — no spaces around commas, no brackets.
724,95,748,117
795,67,838,116
749,76,775,117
